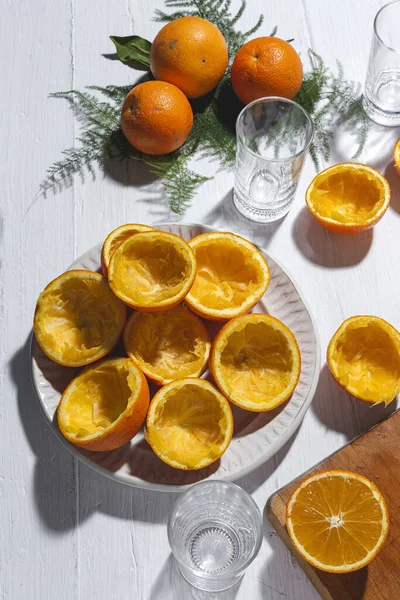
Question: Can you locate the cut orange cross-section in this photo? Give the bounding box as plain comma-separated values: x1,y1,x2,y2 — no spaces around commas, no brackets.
145,378,233,470
58,357,150,451
185,232,270,321
327,315,400,405
394,138,400,176
101,223,154,277
306,162,391,234
210,313,301,411
33,270,126,367
108,230,196,311
286,470,389,573
123,304,211,385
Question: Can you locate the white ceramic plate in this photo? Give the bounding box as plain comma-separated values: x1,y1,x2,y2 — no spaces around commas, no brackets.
31,223,320,492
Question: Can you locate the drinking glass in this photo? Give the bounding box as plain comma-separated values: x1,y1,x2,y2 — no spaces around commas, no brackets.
363,0,400,125
168,480,262,592
234,96,314,223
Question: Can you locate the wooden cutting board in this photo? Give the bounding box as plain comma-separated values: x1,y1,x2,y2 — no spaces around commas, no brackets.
266,410,400,600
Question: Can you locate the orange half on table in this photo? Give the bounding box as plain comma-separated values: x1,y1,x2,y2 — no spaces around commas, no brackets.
394,138,400,176
306,163,391,234
327,315,400,405
123,304,211,385
108,230,196,311
185,232,270,321
145,378,233,470
58,357,150,451
101,223,154,277
286,470,389,573
33,270,126,367
210,313,301,411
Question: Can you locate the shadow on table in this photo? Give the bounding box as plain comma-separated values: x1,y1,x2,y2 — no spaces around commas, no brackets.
102,153,158,188
103,154,172,221
330,120,400,173
259,517,305,599
10,335,176,533
292,207,373,268
312,364,397,440
203,189,285,249
96,68,172,223
12,329,309,534
10,336,79,532
150,554,243,600
233,427,300,497
263,510,368,600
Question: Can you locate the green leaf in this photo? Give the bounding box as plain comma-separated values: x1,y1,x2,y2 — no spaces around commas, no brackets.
109,35,151,69
38,2,372,216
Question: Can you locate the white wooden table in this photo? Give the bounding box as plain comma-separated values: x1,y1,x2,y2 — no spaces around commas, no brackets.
2,1,400,598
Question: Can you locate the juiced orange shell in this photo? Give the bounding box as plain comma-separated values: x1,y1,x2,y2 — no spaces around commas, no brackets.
58,358,150,451
33,270,126,367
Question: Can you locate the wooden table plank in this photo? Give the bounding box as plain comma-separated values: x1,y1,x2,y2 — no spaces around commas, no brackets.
0,1,78,599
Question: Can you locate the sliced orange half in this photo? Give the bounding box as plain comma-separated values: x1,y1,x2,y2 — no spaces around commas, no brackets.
123,304,211,385
108,231,196,311
145,378,233,470
58,357,150,451
185,232,270,321
101,223,154,277
286,470,389,573
327,315,400,404
394,138,400,176
33,270,126,367
210,314,301,411
306,163,391,234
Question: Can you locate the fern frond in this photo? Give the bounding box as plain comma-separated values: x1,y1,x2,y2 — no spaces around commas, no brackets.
294,52,370,170
88,84,133,104
155,0,263,58
38,0,372,215
143,154,210,214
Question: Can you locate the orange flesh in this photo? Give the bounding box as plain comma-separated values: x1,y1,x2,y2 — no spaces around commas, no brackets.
147,383,231,469
124,306,209,382
189,241,264,310
219,322,294,403
103,224,153,269
330,322,400,402
61,363,138,437
36,276,124,363
111,236,193,304
289,474,387,568
310,171,385,224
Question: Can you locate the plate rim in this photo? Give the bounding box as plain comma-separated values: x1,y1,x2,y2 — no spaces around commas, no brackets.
31,222,321,492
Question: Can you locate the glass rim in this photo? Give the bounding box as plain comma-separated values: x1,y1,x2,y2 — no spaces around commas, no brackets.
235,96,314,163
374,0,400,53
167,480,263,579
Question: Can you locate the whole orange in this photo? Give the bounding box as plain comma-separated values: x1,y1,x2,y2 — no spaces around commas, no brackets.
150,16,228,98
231,37,303,105
121,81,193,155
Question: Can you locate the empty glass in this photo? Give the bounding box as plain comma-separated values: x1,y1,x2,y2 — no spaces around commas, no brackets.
168,480,262,592
363,0,400,125
234,96,313,223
